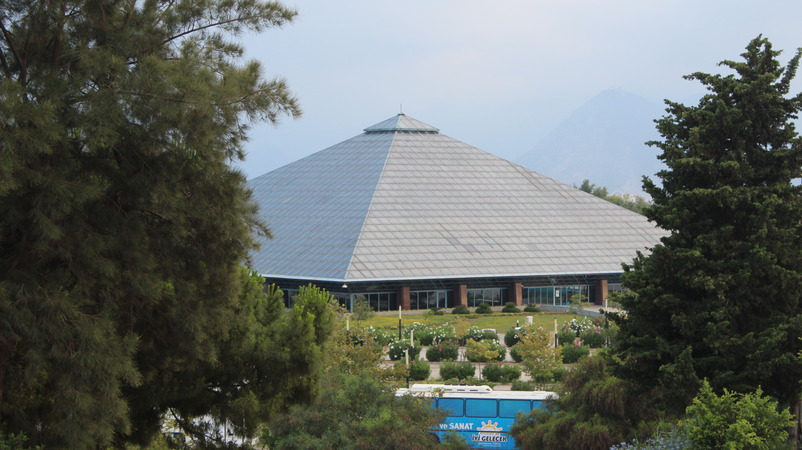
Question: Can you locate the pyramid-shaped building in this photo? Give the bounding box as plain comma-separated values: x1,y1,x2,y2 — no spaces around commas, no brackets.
248,114,664,311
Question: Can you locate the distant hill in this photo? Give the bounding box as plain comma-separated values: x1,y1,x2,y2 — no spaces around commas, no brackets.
515,89,665,195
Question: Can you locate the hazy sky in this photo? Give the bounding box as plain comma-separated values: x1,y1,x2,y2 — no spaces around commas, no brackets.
236,0,802,180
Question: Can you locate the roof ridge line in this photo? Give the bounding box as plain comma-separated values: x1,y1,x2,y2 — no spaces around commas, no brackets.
342,131,397,281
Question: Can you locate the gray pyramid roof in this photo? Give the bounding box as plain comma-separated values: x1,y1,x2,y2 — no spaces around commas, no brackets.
248,114,664,282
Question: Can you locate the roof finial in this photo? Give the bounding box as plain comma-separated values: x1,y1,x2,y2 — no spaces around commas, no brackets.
400,104,403,115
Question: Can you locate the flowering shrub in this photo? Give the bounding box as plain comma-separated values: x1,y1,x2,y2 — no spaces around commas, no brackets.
388,339,421,361
365,325,396,346
459,326,485,345
504,327,522,347
562,317,594,334
579,327,606,348
406,323,456,345
426,340,460,361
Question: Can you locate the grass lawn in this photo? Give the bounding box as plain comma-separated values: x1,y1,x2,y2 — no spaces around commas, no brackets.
359,311,580,334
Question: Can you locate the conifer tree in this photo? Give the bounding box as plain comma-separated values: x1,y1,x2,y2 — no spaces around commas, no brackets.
0,1,317,447
614,36,802,423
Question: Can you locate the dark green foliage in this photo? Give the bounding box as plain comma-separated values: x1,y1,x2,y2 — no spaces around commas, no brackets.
614,36,802,415
523,305,541,313
482,364,522,383
0,433,40,450
684,380,793,449
141,278,336,448
511,380,536,391
509,344,523,362
409,361,431,381
475,303,493,314
505,327,523,347
452,305,470,314
561,344,591,363
0,0,311,447
443,378,490,387
505,324,541,347
426,341,460,362
502,302,521,313
511,355,661,450
265,372,447,449
440,362,477,380
388,340,422,361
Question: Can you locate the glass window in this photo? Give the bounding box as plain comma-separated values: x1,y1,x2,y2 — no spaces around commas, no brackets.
466,399,497,417
499,399,531,418
438,398,464,416
410,290,449,310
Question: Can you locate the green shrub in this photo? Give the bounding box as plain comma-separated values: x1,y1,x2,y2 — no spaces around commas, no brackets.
365,325,396,346
529,370,553,386
509,344,523,362
404,323,456,346
481,329,499,342
388,340,421,361
523,305,541,313
466,340,506,362
685,380,794,449
451,305,470,314
427,307,445,316
504,327,522,347
561,344,590,363
460,326,485,345
551,366,566,382
0,433,40,450
579,328,606,348
409,360,431,381
440,361,476,380
426,341,460,362
511,380,536,391
443,377,488,386
475,303,492,314
482,364,522,383
351,296,374,320
557,330,577,346
501,302,521,313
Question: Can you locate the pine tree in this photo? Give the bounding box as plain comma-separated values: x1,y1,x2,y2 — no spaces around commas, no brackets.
0,1,316,447
614,36,802,420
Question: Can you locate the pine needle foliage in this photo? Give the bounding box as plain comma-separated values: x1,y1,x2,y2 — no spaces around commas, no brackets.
511,354,662,450
0,0,315,447
614,36,802,417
